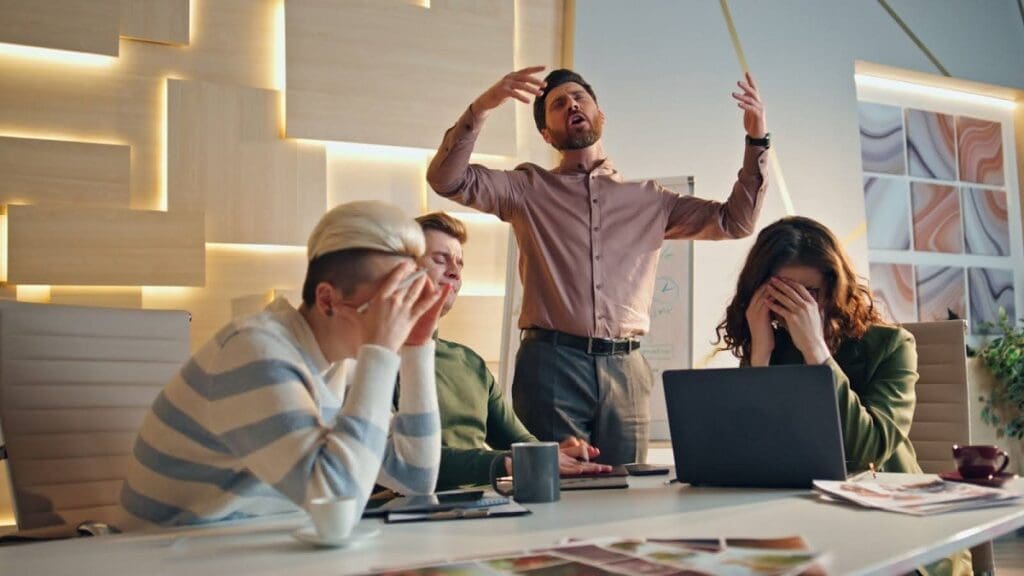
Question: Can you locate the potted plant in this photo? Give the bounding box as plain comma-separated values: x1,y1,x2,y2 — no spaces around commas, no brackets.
975,307,1024,470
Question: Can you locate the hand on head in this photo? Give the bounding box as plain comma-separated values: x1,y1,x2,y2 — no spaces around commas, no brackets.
731,72,767,139
361,261,451,351
472,66,547,117
761,277,830,365
404,279,452,347
745,283,775,366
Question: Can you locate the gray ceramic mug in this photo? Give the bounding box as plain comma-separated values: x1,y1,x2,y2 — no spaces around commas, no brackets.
490,441,560,503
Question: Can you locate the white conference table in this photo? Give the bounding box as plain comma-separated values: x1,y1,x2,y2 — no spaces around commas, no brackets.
1,473,1022,576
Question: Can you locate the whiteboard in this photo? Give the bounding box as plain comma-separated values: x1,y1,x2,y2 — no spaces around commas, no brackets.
498,176,694,441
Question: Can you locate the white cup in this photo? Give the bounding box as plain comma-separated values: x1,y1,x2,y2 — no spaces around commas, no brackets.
307,496,358,541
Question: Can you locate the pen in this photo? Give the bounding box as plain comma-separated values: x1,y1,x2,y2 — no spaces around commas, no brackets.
848,462,878,482
357,269,428,314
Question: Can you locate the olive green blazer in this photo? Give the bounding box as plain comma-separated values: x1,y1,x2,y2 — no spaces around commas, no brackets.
771,324,923,474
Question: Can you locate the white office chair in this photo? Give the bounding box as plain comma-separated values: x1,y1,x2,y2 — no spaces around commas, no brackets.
0,301,189,531
902,319,994,575
901,319,971,473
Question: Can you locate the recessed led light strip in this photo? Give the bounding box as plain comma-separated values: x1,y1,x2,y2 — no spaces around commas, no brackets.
855,74,1018,111
0,42,116,67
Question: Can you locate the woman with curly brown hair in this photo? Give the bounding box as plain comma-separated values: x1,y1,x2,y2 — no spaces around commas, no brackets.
715,216,921,475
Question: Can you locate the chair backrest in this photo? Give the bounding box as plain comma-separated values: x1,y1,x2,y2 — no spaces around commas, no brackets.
0,301,189,530
901,320,970,474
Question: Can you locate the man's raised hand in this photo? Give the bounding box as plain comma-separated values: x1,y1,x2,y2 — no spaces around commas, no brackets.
732,72,767,139
471,66,547,119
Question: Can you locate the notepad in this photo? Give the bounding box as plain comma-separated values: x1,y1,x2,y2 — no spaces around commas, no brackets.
560,465,629,491
386,500,530,523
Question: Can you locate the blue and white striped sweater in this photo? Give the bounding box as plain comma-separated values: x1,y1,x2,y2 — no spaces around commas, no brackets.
118,298,440,529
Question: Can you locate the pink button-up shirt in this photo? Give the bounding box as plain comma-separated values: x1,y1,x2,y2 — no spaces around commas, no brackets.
428,107,769,339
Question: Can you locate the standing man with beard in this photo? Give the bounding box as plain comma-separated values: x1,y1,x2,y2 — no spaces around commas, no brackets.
427,67,769,465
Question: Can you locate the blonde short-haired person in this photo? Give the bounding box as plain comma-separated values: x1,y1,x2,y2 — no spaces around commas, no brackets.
119,201,450,529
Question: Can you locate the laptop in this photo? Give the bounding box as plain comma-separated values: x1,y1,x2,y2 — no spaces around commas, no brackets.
663,365,847,488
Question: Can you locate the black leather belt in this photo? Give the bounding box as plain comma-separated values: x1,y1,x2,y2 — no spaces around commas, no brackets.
521,328,640,356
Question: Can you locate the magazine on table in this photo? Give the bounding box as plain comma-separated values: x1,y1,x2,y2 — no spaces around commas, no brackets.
813,477,1022,515
358,535,827,576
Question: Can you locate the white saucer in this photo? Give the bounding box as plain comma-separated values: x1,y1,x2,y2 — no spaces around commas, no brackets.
292,525,381,548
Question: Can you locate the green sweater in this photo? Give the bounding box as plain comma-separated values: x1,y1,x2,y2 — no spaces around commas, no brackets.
770,324,923,474
432,337,537,490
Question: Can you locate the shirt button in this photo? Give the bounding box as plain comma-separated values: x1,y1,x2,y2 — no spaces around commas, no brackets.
593,226,600,232
595,255,602,261
596,284,603,290
592,198,598,204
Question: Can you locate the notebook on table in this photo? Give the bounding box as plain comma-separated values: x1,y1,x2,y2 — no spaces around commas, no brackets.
663,365,847,488
560,464,629,490
363,489,505,518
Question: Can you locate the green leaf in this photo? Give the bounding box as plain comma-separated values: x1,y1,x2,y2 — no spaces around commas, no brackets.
976,309,1024,439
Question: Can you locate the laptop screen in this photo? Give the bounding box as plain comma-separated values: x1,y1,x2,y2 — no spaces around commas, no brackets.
663,365,847,488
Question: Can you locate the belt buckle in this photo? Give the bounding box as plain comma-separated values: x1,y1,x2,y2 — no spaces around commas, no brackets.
613,339,637,355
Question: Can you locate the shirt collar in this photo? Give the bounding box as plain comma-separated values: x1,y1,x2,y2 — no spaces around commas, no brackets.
265,296,332,376
552,156,620,179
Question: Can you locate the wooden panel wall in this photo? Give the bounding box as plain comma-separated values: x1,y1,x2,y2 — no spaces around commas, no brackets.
327,152,428,213
0,0,563,525
285,0,516,155
120,0,189,45
0,58,163,211
167,79,326,245
115,0,276,90
0,0,120,57
0,136,129,207
50,287,143,308
6,205,204,286
143,246,306,350
438,295,504,362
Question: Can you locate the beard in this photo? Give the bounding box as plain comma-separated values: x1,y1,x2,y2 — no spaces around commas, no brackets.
550,116,604,151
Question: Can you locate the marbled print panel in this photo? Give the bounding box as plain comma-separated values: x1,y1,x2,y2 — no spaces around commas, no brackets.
957,116,1004,185
963,187,1010,256
864,177,911,250
859,102,906,175
869,263,916,323
905,108,955,180
968,268,1015,335
911,182,962,253
916,265,965,322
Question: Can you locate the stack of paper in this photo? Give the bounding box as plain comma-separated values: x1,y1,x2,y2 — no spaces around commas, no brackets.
813,478,1022,515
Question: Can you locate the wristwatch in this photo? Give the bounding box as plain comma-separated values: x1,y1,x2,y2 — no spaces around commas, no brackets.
745,132,771,148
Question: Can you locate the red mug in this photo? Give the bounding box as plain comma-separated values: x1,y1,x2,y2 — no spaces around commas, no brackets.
952,444,1010,479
